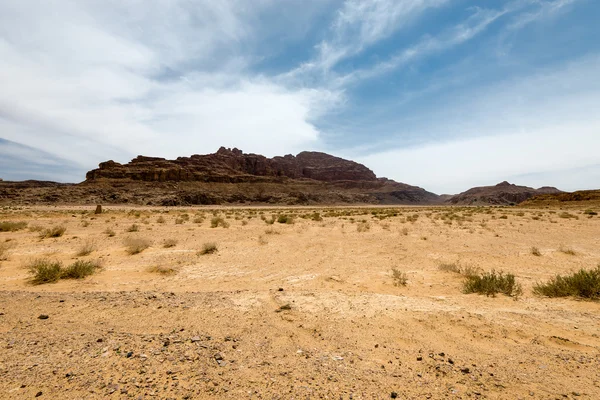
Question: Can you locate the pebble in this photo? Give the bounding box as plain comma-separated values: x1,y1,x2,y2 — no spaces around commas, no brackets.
35,391,42,397
391,392,398,398
38,315,49,320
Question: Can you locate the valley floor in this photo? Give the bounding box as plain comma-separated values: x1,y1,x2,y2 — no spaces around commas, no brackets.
0,205,598,399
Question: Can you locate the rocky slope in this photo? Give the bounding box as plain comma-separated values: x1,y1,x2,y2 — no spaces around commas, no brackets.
1,148,441,206
446,181,562,205
520,189,600,208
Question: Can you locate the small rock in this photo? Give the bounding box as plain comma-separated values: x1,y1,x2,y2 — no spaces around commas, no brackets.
214,353,223,361
278,288,284,291
276,303,292,312
461,367,471,374
126,351,133,358
417,356,423,361
95,205,103,214
38,315,49,320
391,392,398,398
35,392,42,397
448,358,454,365
190,336,202,343
97,338,103,343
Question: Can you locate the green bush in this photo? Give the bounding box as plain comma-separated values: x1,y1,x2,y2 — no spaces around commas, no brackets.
0,221,27,232
61,260,102,279
533,266,600,299
463,270,522,297
28,259,63,284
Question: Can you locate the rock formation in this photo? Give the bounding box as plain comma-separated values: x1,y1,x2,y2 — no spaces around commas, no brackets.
446,181,562,205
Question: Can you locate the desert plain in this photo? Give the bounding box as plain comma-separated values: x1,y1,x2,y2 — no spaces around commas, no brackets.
0,205,598,399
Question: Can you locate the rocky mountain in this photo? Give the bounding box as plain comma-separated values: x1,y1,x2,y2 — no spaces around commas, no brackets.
520,189,600,208
446,181,562,205
1,148,441,206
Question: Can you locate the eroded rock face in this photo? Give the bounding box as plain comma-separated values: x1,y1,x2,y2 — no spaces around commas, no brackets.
86,147,377,183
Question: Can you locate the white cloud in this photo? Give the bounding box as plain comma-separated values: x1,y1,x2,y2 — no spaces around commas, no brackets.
0,0,338,172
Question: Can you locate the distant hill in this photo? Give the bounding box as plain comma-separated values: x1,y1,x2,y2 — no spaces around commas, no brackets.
446,181,562,205
520,189,600,208
0,147,441,206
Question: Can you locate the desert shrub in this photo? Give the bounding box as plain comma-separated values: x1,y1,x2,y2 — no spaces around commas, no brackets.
61,260,102,279
356,222,370,232
127,224,140,232
530,246,542,256
498,215,508,219
264,227,280,235
258,235,268,245
277,214,294,224
199,242,218,255
193,217,204,224
163,238,178,248
156,216,166,224
558,245,576,255
104,228,116,237
211,216,230,228
81,220,91,228
28,259,63,284
438,262,461,273
264,215,276,225
559,212,577,219
76,240,96,257
0,241,14,261
241,220,248,226
0,221,28,232
147,265,178,276
124,237,151,255
533,266,600,299
401,227,409,236
583,209,597,216
310,212,323,222
39,225,66,239
175,218,184,224
391,268,408,286
463,270,522,297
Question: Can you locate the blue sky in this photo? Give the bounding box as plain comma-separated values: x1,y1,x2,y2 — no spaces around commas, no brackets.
1,0,599,193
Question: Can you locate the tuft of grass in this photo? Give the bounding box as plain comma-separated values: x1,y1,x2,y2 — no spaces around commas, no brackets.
558,245,576,256
104,228,116,237
356,222,370,232
277,214,294,224
127,224,140,232
156,216,166,224
124,237,151,255
199,242,218,255
533,266,600,300
530,246,542,257
60,260,102,279
210,216,230,228
264,227,280,235
147,265,178,276
258,235,268,245
163,238,178,248
438,262,461,273
310,212,323,222
27,259,63,284
391,268,408,286
463,270,522,298
0,221,28,232
39,225,66,239
0,241,14,261
76,240,96,257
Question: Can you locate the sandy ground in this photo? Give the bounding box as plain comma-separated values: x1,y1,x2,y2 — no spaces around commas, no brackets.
0,205,598,399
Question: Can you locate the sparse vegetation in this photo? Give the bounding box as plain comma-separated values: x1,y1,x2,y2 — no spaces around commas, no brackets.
76,240,96,256
124,237,151,255
277,214,294,224
558,245,576,255
391,268,408,286
156,216,166,223
356,222,370,232
127,224,140,232
39,225,66,239
463,270,522,298
27,259,63,284
147,265,178,276
211,216,230,228
163,238,178,248
530,246,542,256
533,266,600,300
199,242,218,255
0,221,28,232
60,260,102,279
438,262,461,273
0,241,14,261
104,228,116,237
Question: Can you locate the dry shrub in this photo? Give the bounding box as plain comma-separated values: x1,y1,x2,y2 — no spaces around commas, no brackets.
39,225,66,239
163,238,178,248
356,222,370,232
124,237,151,255
147,265,178,276
530,246,542,256
0,221,27,232
0,241,14,261
199,242,218,255
76,240,96,256
558,245,576,256
156,216,166,224
127,224,140,232
61,260,102,279
104,228,116,237
28,259,63,284
438,262,461,273
211,216,230,228
391,268,407,286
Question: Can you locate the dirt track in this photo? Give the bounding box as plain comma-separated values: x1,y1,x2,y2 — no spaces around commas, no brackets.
0,206,598,399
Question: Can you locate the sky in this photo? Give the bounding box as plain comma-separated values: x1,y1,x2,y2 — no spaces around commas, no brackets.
0,0,599,194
